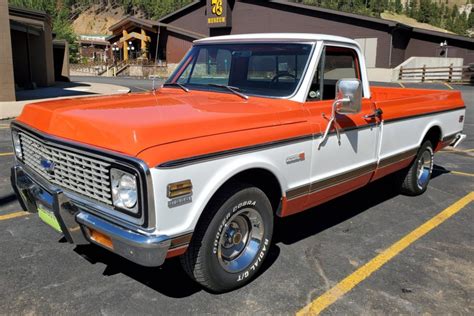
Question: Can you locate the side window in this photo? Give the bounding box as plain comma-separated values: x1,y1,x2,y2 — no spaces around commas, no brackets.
307,47,360,101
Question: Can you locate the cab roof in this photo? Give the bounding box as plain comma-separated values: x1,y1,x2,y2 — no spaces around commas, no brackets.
194,33,359,46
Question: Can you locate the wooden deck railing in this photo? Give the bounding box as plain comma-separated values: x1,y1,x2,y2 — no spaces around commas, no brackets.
70,60,169,76
398,64,474,84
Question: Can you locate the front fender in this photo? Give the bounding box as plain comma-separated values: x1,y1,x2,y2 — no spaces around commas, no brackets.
149,155,289,237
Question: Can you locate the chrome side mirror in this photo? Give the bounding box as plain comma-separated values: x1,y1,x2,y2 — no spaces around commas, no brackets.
335,78,362,114
318,78,363,149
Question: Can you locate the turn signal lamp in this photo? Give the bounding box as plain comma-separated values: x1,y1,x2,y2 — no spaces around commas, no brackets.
167,180,193,198
89,228,113,250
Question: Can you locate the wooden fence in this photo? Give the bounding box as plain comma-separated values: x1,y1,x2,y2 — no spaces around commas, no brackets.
399,64,474,84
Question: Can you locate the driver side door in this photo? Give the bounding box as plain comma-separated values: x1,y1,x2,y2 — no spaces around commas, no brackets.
302,45,380,209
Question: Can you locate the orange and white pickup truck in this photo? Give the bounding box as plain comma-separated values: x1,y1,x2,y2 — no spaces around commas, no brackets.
11,34,466,292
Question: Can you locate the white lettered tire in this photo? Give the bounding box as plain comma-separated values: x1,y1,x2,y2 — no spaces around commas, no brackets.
180,183,274,292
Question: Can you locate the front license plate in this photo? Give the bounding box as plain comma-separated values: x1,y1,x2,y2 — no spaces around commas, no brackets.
38,204,62,233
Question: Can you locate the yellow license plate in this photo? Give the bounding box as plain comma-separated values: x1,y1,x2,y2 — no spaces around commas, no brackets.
38,205,62,233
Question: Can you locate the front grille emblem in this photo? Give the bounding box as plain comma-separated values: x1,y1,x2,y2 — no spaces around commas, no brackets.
40,157,56,175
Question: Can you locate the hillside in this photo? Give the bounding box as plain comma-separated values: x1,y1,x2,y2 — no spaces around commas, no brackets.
72,5,127,35
381,12,455,33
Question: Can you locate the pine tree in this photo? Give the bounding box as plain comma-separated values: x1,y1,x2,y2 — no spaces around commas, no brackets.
468,11,474,29
395,0,403,14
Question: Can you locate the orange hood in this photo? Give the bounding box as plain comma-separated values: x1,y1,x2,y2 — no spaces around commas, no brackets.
16,89,292,157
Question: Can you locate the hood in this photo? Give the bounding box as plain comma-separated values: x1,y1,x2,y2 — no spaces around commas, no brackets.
16,89,289,157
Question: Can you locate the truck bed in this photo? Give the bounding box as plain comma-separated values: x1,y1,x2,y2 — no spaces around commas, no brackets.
370,86,464,122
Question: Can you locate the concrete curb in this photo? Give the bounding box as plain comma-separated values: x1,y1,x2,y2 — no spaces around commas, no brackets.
0,82,131,119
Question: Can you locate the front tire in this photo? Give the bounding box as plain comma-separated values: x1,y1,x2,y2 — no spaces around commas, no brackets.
401,140,434,196
180,184,274,292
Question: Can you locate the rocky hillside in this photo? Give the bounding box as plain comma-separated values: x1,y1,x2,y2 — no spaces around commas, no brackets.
72,5,127,35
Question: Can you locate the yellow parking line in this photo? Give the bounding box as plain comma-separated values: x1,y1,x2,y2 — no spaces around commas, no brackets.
0,152,13,156
449,170,474,177
433,167,474,177
0,211,28,221
297,192,474,316
440,148,474,153
443,82,453,90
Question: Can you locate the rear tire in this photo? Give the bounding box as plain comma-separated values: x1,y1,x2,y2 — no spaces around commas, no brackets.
180,183,274,293
400,140,434,196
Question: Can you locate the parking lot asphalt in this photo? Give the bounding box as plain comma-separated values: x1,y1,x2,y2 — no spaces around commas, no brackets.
0,83,472,315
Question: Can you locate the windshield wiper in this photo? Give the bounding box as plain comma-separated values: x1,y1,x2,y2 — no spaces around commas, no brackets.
162,82,189,92
207,84,249,100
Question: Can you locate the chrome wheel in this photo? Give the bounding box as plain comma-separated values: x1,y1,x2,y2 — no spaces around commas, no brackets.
416,149,433,189
217,208,264,273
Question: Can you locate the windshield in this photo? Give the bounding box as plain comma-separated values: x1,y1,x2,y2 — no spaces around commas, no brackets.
166,43,313,98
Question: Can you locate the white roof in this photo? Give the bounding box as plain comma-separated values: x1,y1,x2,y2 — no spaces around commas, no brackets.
194,33,359,46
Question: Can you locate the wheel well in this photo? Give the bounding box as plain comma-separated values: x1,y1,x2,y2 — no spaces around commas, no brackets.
209,168,283,214
423,126,442,148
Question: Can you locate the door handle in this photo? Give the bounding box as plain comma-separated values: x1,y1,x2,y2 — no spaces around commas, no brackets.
363,108,383,120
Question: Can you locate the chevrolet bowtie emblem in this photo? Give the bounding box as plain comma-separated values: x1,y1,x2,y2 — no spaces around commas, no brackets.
40,157,56,175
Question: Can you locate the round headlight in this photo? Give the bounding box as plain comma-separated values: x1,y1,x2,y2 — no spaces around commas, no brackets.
12,130,22,160
111,168,138,213
118,174,137,208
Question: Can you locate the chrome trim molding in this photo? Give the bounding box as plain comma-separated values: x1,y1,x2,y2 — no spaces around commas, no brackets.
286,148,418,200
157,107,463,170
186,42,317,101
378,148,417,169
77,213,171,267
286,162,377,200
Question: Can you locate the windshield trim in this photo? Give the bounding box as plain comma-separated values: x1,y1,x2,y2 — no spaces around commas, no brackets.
165,42,316,100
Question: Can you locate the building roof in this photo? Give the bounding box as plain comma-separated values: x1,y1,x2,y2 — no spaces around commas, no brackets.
159,0,203,23
268,0,398,27
160,0,474,44
194,33,360,46
109,16,159,33
8,5,50,22
412,27,474,43
159,22,206,39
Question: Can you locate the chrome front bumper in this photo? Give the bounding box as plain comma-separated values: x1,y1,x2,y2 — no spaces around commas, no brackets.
11,165,171,267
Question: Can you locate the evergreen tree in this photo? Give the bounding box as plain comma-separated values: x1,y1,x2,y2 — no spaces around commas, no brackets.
395,0,403,14
468,11,474,29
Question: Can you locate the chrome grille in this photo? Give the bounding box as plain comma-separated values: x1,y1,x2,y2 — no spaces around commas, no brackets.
19,132,113,205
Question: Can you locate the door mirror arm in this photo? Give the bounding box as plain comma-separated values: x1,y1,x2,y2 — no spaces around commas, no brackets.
318,99,344,149
318,79,362,149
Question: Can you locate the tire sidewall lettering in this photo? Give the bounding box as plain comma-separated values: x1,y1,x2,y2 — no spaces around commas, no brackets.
237,238,269,282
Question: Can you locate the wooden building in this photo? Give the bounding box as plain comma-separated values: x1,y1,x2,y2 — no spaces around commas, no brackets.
155,0,473,68
0,3,69,102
